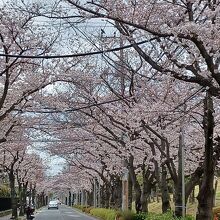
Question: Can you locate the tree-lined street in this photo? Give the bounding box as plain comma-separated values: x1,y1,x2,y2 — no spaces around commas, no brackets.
0,0,220,220
34,205,96,220
0,205,96,220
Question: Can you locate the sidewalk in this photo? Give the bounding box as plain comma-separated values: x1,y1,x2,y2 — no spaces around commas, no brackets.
0,215,13,220
0,207,43,220
0,214,26,220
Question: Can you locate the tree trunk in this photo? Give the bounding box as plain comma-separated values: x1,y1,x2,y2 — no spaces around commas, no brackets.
32,184,36,207
135,190,142,213
110,175,122,209
18,183,22,216
161,165,171,213
141,194,149,213
141,164,155,213
152,140,170,212
29,183,32,206
128,156,142,213
88,191,93,206
128,174,133,210
213,177,218,207
18,181,27,216
68,191,71,206
174,184,183,217
160,140,171,213
100,182,111,208
130,168,142,213
196,92,215,220
9,171,17,219
141,177,152,213
156,186,160,203
19,185,24,216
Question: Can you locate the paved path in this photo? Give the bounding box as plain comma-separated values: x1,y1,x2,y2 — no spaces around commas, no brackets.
0,215,11,220
0,205,92,220
0,214,25,220
35,205,97,220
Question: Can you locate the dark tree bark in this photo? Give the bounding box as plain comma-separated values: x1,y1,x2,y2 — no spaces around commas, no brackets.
87,191,93,206
32,184,36,207
128,155,142,213
196,92,215,220
110,175,122,209
141,168,155,213
160,141,171,213
9,170,17,219
161,165,171,213
28,183,32,206
141,120,203,217
18,181,28,216
128,174,133,210
128,155,155,213
68,191,71,206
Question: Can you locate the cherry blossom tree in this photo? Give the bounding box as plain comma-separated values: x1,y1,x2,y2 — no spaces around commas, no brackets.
0,3,66,218
15,153,45,216
29,54,206,214
32,1,219,218
8,1,220,219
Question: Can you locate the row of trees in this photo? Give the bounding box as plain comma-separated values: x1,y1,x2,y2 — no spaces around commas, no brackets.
0,2,60,218
1,1,220,220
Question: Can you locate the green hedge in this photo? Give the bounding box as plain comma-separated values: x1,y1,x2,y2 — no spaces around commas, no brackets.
73,204,85,211
90,208,116,220
73,205,94,214
73,206,195,220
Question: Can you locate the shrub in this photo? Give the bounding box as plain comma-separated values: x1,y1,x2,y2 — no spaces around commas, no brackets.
134,212,147,220
83,206,93,214
73,204,94,214
73,206,194,220
116,210,136,220
146,212,173,220
90,208,117,220
73,205,87,211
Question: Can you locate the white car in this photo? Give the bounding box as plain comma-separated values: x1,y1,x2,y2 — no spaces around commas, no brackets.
48,200,58,209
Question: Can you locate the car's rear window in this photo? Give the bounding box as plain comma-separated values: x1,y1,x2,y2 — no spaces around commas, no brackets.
49,201,57,204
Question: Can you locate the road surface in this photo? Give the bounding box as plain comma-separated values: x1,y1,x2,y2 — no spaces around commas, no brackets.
35,205,97,220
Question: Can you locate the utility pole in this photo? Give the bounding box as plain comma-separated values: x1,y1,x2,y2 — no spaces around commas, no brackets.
180,125,185,218
100,29,128,210
119,35,125,96
180,104,186,218
100,29,125,96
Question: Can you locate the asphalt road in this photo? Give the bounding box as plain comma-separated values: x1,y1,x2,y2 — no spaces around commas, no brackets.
35,205,97,220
